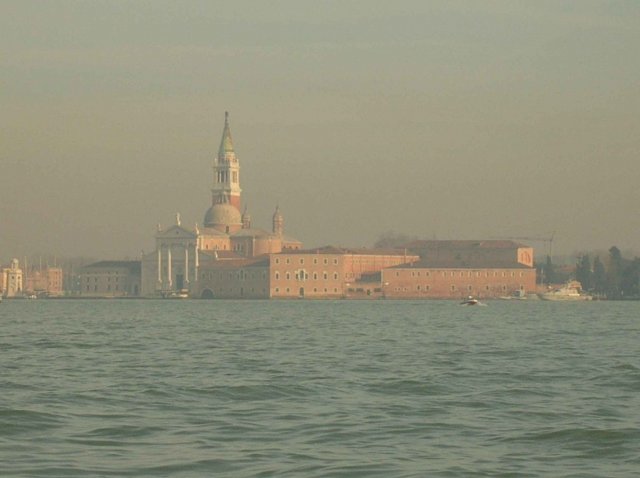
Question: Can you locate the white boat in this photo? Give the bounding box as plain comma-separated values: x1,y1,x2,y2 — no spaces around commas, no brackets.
460,296,480,306
540,281,592,301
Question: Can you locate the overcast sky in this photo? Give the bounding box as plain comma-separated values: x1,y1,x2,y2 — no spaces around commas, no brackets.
2,0,639,261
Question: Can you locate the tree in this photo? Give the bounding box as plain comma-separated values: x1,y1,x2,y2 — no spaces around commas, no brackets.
593,256,606,296
534,261,544,284
543,255,556,285
621,258,640,298
575,254,593,291
606,246,624,299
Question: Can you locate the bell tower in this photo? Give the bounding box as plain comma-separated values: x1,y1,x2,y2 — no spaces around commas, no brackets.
211,112,241,210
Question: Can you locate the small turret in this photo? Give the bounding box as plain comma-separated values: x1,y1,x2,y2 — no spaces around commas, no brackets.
241,206,252,229
272,205,284,236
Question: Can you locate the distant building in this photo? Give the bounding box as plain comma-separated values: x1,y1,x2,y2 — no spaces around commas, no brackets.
381,240,536,299
140,112,302,297
269,247,419,299
194,246,420,299
196,256,271,299
404,240,534,268
74,114,538,300
1,259,24,298
24,267,63,297
193,242,536,300
78,261,141,297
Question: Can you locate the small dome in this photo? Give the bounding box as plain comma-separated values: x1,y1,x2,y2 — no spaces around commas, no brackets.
204,203,242,228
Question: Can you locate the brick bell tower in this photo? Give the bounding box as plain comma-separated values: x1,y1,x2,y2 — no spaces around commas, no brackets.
211,112,242,210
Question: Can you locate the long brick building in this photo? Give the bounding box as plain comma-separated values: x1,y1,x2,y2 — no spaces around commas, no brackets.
381,240,536,299
195,247,420,299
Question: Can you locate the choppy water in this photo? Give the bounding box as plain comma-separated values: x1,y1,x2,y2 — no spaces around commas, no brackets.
1,299,639,477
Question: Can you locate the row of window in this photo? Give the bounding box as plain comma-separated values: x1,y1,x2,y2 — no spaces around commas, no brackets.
206,287,266,295
274,257,339,266
201,271,268,281
274,270,339,281
402,270,525,278
394,284,525,292
273,287,340,294
203,243,228,250
215,170,238,184
85,285,120,292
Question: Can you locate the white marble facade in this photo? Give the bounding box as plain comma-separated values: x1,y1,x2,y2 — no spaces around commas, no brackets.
141,221,198,296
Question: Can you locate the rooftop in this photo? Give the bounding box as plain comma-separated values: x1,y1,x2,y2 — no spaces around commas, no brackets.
277,245,417,256
388,259,534,269
405,240,530,250
200,256,269,269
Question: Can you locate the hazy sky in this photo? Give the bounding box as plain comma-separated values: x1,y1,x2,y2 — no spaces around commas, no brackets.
2,1,639,261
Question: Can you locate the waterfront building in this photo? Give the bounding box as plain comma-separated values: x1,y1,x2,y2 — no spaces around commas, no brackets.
404,240,534,268
194,247,419,299
24,266,63,297
269,247,419,299
78,261,141,297
197,256,271,299
381,240,536,299
0,259,24,298
140,112,302,297
72,114,537,300
140,220,199,297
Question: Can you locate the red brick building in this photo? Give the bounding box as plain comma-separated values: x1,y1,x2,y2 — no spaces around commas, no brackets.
195,246,419,299
269,247,419,298
381,240,536,299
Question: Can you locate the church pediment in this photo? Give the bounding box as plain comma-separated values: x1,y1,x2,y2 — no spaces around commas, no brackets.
156,225,197,240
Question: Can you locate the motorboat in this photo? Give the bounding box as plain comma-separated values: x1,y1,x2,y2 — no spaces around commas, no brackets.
539,281,592,301
460,296,480,306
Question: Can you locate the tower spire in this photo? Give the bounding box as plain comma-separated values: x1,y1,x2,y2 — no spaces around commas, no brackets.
218,111,235,158
208,112,242,212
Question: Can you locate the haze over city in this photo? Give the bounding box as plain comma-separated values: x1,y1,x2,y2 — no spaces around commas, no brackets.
2,1,639,261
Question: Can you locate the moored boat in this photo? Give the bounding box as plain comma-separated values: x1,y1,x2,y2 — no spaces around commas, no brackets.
539,281,592,301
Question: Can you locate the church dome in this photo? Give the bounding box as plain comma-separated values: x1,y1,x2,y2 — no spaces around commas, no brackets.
204,203,242,228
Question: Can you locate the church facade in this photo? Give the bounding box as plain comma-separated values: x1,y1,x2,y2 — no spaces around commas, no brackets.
140,113,301,297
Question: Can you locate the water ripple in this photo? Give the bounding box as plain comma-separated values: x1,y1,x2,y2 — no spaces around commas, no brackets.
1,300,639,477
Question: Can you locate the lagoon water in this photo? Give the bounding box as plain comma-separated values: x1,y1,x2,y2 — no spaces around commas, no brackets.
1,299,639,477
